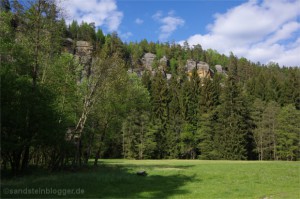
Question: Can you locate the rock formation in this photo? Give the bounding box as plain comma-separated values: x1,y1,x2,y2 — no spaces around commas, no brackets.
186,59,197,71
215,65,223,73
185,60,214,78
215,65,227,76
75,41,93,81
158,56,169,72
75,41,93,66
141,53,156,71
197,61,213,78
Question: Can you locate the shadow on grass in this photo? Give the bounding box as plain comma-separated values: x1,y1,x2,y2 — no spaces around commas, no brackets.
1,163,196,198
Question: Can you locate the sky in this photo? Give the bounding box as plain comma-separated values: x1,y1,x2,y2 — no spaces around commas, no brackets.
60,0,300,66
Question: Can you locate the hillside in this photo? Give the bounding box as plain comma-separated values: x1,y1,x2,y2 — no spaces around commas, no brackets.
1,0,300,173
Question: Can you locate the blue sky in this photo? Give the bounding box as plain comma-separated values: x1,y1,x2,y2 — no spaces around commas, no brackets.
117,0,245,42
61,0,300,66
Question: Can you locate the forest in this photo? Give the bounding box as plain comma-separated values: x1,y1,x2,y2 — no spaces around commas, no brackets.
1,0,300,173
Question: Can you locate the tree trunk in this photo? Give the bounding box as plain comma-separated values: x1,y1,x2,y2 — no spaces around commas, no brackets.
94,147,101,166
21,146,30,170
94,124,108,166
84,133,94,165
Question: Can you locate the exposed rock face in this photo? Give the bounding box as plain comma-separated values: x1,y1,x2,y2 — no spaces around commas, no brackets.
197,61,209,71
215,65,222,73
186,59,197,71
142,53,156,71
75,41,93,81
158,56,168,72
130,53,223,80
185,60,214,78
160,56,168,66
197,61,212,78
76,41,93,66
215,65,224,73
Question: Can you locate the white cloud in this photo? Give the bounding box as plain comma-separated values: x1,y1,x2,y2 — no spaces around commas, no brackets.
153,11,185,41
152,11,163,20
135,18,144,25
181,0,300,66
120,32,133,39
59,0,123,32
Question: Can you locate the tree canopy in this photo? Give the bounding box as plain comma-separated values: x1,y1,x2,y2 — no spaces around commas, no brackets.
1,0,300,173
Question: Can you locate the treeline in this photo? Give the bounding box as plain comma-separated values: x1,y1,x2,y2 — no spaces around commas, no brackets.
1,0,299,173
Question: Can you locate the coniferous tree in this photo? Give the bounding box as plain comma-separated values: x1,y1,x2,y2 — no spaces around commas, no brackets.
252,98,266,160
165,75,184,158
275,104,300,160
197,74,222,159
263,101,280,160
150,70,169,158
197,111,219,159
215,54,253,160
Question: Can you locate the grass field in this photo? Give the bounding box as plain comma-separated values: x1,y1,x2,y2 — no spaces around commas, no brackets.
1,159,299,198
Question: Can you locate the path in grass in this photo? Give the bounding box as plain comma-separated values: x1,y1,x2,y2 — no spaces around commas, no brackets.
1,160,299,198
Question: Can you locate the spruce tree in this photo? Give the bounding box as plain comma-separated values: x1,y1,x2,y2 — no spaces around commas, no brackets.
166,75,184,158
197,74,222,159
150,70,169,158
215,54,253,160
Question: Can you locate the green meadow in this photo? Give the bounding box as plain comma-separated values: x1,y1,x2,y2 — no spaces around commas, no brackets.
1,160,299,199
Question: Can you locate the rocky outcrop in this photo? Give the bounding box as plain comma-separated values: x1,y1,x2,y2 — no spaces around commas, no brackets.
130,53,226,80
197,61,213,78
215,65,227,76
75,41,93,66
215,65,223,73
197,61,209,71
158,56,168,72
160,56,168,66
142,53,156,71
186,59,197,71
75,41,93,81
185,60,214,78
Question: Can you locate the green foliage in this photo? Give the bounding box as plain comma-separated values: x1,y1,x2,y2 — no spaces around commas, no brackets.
179,123,197,159
121,74,154,159
1,71,68,171
68,20,96,42
197,112,218,159
214,55,253,160
1,1,300,174
275,104,300,160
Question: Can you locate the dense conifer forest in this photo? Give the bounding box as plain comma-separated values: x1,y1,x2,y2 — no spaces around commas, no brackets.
1,0,299,173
